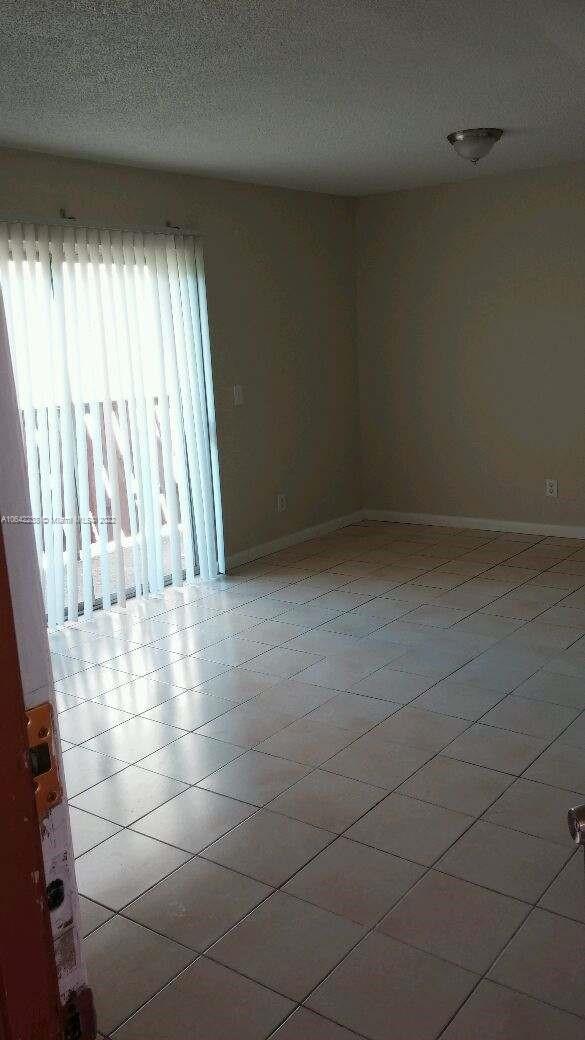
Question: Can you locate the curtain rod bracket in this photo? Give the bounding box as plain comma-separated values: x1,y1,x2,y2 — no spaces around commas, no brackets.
59,208,76,221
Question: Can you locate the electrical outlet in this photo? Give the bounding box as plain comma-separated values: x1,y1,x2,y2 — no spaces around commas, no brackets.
233,384,244,407
276,493,287,513
544,478,558,498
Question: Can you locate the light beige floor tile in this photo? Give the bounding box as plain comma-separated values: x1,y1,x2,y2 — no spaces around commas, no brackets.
319,614,387,638
390,647,474,681
289,631,395,658
80,639,148,667
541,606,585,629
406,604,472,628
482,596,556,622
345,665,433,707
284,836,424,925
347,793,473,865
438,820,571,902
525,742,585,792
193,637,273,666
289,660,365,691
138,732,244,782
69,805,121,856
111,956,293,1040
378,869,529,973
132,786,254,852
127,616,183,642
438,590,499,611
200,809,333,885
342,576,405,598
144,689,236,729
51,652,91,681
198,749,310,805
71,766,188,825
58,701,132,743
537,848,582,923
124,857,271,950
62,746,127,798
414,630,491,657
445,723,548,774
542,652,585,681
415,680,504,720
209,890,363,1001
363,623,428,650
150,623,229,656
513,671,585,709
500,622,583,655
325,737,433,788
84,915,194,1034
306,931,477,1040
481,695,580,739
305,692,397,729
278,604,344,627
197,703,297,747
55,691,84,713
484,778,583,845
252,679,338,714
78,895,113,938
556,713,585,750
271,1008,366,1039
311,591,376,612
55,664,129,700
76,829,190,910
85,717,183,763
398,756,512,816
268,770,385,832
94,678,181,713
150,657,228,690
107,646,184,677
441,980,585,1039
250,619,311,644
452,655,544,693
368,706,468,751
489,909,585,1018
194,669,277,702
246,646,325,677
539,852,585,923
256,718,356,765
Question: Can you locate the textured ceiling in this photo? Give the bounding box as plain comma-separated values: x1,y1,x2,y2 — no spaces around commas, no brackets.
1,0,585,194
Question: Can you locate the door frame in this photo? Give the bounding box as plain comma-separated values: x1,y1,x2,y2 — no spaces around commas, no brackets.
0,521,63,1040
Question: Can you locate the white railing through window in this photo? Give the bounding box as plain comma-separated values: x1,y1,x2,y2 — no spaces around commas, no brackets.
0,222,224,626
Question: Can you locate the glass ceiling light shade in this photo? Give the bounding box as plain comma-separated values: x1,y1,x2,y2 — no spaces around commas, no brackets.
447,127,503,163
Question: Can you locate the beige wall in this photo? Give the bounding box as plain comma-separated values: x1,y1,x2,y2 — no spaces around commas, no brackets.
356,163,585,528
0,148,360,558
2,150,583,549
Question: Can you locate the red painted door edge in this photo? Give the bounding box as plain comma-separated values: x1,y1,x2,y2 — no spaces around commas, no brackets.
0,522,63,1040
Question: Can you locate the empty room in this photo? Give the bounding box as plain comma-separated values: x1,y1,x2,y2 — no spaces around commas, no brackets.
1,2,585,1039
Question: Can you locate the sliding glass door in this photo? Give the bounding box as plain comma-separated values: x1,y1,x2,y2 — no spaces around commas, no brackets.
0,223,224,626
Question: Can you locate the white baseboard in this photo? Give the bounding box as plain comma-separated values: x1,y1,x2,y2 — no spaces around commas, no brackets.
363,509,585,540
226,510,365,569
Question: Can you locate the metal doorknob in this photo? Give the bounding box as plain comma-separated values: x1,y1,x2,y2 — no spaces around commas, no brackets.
568,805,585,845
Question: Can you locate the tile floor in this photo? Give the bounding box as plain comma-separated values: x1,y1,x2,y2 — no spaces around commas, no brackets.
50,521,585,1039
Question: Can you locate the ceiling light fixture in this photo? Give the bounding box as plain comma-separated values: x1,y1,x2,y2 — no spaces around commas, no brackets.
447,127,503,164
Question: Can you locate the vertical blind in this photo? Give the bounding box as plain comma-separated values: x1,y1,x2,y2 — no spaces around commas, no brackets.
0,222,224,627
